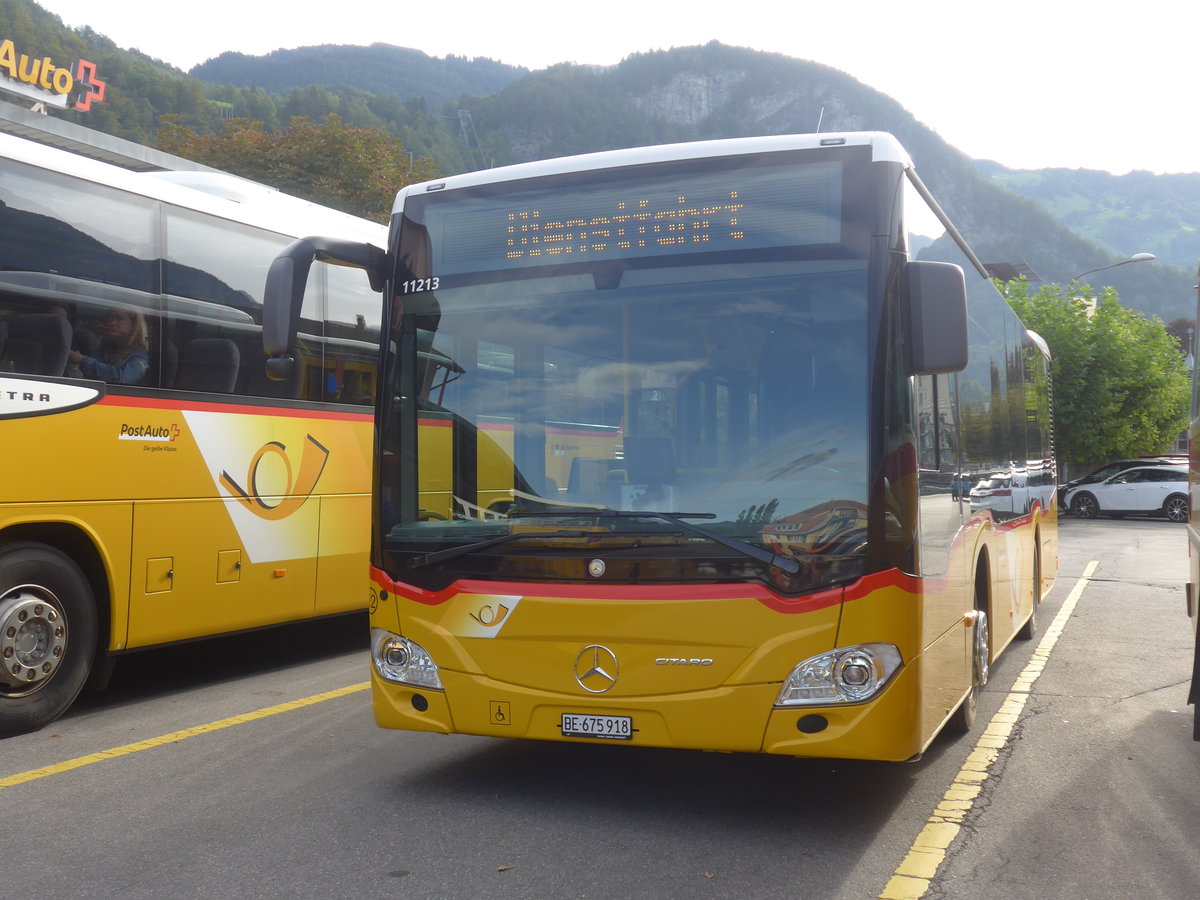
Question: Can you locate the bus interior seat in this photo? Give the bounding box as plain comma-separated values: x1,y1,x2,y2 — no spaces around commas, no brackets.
155,338,179,389
0,313,71,375
236,339,301,398
175,337,239,393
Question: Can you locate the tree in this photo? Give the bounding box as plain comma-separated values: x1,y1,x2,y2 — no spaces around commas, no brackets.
1001,279,1190,477
156,114,440,222
1166,316,1196,355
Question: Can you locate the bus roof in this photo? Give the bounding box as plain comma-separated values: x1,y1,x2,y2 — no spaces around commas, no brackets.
393,131,912,213
0,129,384,243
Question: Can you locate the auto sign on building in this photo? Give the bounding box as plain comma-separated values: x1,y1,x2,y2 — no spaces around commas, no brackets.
0,38,106,112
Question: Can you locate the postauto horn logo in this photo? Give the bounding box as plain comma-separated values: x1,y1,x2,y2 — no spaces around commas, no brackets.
0,39,107,111
219,435,330,521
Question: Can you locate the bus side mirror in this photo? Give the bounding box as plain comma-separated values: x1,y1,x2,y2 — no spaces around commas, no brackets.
904,260,968,375
263,246,310,380
263,237,389,382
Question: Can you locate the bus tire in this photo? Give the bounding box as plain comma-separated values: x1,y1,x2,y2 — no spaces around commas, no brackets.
1016,536,1040,641
0,543,98,738
947,570,990,735
1191,624,1200,742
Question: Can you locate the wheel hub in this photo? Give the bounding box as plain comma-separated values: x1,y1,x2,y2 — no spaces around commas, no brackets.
972,610,990,686
0,587,67,691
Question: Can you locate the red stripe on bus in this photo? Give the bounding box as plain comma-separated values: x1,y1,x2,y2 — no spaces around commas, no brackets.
370,567,913,615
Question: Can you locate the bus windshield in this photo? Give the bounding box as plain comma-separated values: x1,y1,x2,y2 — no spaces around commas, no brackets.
381,149,873,594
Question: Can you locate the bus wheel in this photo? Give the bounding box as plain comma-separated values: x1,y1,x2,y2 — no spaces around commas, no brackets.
1017,541,1040,641
0,543,97,738
947,608,989,735
1165,494,1189,523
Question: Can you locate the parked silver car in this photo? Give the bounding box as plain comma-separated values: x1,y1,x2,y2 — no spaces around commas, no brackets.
1062,464,1189,522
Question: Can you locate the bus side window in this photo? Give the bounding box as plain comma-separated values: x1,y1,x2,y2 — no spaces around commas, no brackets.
319,263,381,406
162,206,285,399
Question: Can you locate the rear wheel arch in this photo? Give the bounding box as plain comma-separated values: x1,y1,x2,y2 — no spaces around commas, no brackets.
0,523,111,640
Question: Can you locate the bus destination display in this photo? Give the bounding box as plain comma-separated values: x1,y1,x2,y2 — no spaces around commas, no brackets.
430,159,843,276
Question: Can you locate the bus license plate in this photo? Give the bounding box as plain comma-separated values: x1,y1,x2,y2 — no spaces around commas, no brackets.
560,713,632,740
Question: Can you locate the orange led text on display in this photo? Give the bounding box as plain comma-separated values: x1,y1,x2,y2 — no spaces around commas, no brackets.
505,192,744,260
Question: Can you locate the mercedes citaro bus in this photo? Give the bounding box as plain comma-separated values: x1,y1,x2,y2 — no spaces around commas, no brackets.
263,132,1056,761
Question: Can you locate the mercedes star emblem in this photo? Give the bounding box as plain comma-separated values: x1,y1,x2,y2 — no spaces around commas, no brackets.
574,644,619,693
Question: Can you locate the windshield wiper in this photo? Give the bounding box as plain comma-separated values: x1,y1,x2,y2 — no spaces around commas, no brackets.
509,509,802,576
407,530,591,569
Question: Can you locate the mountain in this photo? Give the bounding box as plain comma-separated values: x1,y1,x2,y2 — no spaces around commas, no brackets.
452,44,1193,320
6,1,1194,320
189,40,1194,318
190,44,527,109
975,160,1200,274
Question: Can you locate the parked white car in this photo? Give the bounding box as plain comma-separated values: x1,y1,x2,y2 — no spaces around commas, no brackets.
968,469,1030,518
1062,464,1189,522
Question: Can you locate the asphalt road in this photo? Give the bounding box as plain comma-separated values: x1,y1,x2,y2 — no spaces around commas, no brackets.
2,516,1196,899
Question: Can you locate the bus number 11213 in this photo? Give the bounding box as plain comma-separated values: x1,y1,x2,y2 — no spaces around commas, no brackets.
400,277,439,293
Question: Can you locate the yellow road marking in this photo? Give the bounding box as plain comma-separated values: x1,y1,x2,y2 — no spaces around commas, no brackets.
0,681,370,791
879,561,1098,900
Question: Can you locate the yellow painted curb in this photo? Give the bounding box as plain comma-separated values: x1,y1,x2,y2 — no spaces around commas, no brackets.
878,561,1097,898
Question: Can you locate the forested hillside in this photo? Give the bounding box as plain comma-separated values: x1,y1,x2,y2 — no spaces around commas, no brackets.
1,0,216,142
977,161,1200,273
5,1,1194,319
191,44,525,108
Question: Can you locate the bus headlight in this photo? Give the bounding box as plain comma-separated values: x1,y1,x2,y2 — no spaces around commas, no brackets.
775,643,903,706
371,629,443,690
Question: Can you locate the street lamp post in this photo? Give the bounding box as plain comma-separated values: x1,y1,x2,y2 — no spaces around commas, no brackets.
1071,252,1155,283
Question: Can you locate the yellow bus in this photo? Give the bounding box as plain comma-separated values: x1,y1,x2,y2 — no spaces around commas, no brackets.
265,132,1057,761
0,130,385,737
1188,266,1200,740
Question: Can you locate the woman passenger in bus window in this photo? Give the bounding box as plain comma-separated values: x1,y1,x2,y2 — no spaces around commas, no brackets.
68,308,150,385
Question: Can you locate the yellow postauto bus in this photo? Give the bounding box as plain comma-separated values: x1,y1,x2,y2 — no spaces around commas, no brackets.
0,130,385,737
265,132,1057,761
1187,261,1200,741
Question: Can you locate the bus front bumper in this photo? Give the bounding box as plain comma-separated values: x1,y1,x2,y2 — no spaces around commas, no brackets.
371,657,927,761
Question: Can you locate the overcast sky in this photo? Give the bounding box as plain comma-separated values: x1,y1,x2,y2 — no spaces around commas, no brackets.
33,0,1200,175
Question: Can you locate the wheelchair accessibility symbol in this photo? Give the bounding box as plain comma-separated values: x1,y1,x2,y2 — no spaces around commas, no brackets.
491,701,511,726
